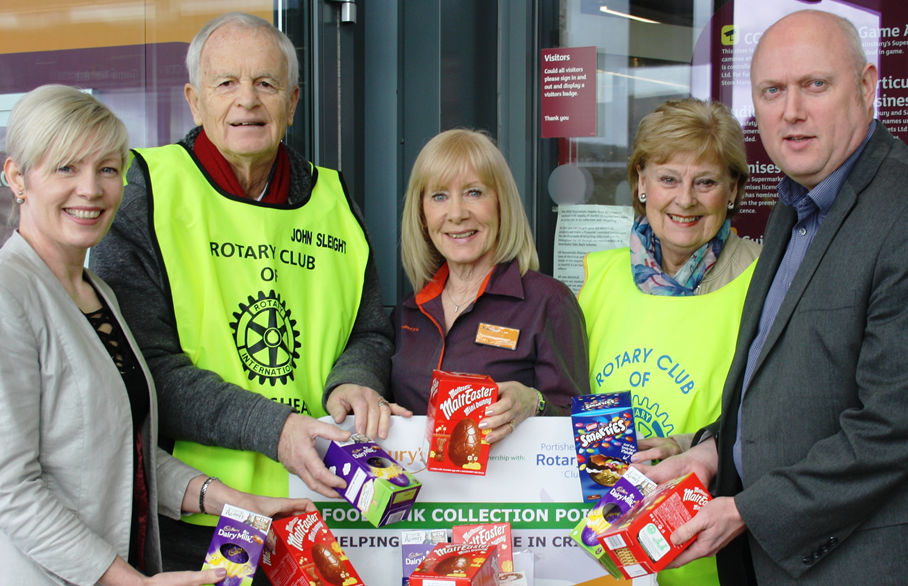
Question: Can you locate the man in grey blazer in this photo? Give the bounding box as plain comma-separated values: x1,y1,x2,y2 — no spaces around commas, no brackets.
643,10,908,585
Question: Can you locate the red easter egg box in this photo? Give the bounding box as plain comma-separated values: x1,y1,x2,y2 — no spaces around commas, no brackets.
598,472,712,579
408,542,499,586
261,510,364,586
425,370,498,475
452,522,513,574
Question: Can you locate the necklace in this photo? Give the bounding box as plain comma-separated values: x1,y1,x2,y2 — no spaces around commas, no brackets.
444,287,475,314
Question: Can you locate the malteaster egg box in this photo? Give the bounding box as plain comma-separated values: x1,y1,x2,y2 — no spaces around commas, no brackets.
261,510,364,586
571,392,638,502
425,370,498,475
408,542,499,586
451,522,513,574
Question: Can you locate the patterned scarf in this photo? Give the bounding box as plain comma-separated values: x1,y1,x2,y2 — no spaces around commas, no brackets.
629,216,730,296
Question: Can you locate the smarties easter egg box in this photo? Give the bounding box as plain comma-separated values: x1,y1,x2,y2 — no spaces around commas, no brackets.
598,472,712,579
323,433,421,527
425,370,498,475
408,542,499,586
569,466,657,578
571,392,638,502
201,504,271,586
261,510,364,586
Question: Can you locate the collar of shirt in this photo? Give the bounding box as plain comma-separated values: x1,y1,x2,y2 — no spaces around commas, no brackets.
408,259,525,309
777,120,877,222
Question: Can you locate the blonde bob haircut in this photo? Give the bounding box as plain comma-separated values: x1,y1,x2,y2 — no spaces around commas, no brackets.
401,129,539,291
5,85,128,223
628,98,749,217
6,84,128,179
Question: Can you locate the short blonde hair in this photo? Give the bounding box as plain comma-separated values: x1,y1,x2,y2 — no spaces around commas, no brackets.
5,85,128,223
401,129,539,291
628,98,748,217
6,85,128,178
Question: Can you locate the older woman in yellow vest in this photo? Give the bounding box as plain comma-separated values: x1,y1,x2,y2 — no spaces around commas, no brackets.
577,98,760,586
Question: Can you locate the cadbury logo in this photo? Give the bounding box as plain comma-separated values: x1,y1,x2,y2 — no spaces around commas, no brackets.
440,386,495,419
578,420,628,449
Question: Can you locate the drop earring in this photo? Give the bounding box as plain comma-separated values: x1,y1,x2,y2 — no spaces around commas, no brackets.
727,201,734,210
15,191,24,205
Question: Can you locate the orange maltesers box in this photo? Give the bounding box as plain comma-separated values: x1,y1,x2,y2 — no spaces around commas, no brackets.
598,473,712,579
261,511,364,586
452,522,513,573
408,542,498,586
425,370,498,475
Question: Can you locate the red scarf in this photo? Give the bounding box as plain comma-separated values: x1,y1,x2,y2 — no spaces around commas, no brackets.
193,128,291,204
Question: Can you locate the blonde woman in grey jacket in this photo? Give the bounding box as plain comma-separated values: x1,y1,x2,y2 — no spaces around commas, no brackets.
0,85,314,585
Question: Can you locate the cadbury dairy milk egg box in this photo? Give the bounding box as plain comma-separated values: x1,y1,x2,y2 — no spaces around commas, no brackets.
425,370,498,475
261,510,364,586
201,504,271,586
599,472,712,579
570,466,657,578
400,529,449,585
571,392,638,502
323,433,422,527
408,542,499,586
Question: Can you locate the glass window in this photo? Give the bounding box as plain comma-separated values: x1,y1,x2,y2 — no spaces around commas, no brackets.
0,0,278,242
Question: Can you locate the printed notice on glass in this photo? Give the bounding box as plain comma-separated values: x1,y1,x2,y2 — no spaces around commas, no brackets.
554,204,634,294
540,46,597,138
696,0,907,242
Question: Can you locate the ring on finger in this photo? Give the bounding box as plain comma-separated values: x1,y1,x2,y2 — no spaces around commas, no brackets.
377,399,390,409
508,420,516,433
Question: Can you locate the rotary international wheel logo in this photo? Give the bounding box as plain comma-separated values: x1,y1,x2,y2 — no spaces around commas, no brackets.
632,395,674,439
230,290,301,385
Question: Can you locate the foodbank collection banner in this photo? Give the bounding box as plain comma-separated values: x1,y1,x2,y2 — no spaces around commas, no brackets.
289,416,630,586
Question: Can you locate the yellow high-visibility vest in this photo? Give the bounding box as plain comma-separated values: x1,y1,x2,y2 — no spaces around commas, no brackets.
138,144,368,524
579,247,755,586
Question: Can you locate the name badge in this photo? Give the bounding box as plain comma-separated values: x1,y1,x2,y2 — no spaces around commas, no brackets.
475,322,520,350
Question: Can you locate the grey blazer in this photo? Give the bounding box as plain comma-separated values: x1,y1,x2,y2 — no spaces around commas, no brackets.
711,123,908,585
0,232,199,585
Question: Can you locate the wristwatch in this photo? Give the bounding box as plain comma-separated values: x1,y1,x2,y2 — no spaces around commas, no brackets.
534,389,547,415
